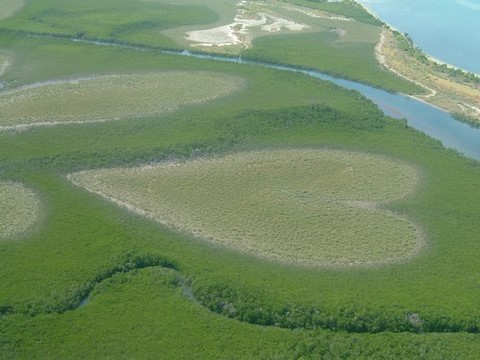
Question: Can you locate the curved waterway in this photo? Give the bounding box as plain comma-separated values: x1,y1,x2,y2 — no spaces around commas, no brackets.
181,52,480,160
17,37,480,160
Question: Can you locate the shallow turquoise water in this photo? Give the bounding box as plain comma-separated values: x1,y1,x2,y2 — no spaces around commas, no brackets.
356,0,480,74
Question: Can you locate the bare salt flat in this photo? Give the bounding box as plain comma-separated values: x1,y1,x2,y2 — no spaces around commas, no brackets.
185,1,310,48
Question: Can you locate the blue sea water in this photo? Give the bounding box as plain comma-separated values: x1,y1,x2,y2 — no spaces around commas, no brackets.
356,0,480,74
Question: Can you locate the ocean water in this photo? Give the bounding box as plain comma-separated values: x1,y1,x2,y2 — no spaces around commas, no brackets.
356,0,480,74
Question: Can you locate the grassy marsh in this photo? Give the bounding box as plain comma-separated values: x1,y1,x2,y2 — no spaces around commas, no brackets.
0,0,217,48
70,149,421,266
0,71,243,129
1,0,480,358
244,30,422,93
0,181,40,240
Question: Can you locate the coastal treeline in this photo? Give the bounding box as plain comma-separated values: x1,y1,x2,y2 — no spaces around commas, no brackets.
392,30,480,86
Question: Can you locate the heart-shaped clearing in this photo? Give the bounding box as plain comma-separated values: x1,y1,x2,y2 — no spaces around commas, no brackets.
0,71,243,129
69,149,423,267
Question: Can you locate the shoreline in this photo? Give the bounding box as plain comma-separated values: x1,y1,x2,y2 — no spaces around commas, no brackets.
374,29,447,114
354,1,480,78
374,30,437,99
354,0,480,123
424,54,480,78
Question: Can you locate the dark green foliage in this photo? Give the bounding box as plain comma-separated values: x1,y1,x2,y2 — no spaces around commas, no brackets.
0,0,217,48
436,64,480,85
286,330,480,359
1,1,480,358
244,31,422,93
452,112,480,128
216,104,385,142
192,277,480,334
392,30,480,86
284,0,382,25
1,252,179,316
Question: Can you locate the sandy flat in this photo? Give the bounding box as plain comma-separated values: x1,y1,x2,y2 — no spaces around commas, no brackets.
186,25,242,46
185,1,309,48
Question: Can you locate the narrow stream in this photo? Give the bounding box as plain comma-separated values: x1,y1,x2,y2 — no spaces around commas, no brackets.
15,37,480,160
179,51,480,160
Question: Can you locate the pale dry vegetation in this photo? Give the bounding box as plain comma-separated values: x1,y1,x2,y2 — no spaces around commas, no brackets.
0,0,24,20
0,71,243,129
0,181,41,240
377,28,480,122
69,149,422,267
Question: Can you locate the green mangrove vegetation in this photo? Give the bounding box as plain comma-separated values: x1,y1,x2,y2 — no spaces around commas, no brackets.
1,0,480,358
243,30,421,92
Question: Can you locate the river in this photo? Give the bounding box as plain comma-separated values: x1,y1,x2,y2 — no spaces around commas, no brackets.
174,50,480,160
10,37,480,160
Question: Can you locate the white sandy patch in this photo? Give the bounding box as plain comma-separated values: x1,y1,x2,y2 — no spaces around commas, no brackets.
185,1,309,48
261,15,309,32
234,9,267,26
186,25,242,46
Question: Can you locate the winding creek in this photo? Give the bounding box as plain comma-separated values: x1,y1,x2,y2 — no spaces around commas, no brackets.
179,51,480,160
6,36,480,160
